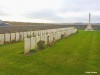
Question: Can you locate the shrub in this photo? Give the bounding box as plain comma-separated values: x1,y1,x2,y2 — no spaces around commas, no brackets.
37,40,45,50
61,34,66,39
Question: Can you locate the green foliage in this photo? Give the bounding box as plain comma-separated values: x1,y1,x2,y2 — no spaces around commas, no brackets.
61,34,66,39
37,40,45,50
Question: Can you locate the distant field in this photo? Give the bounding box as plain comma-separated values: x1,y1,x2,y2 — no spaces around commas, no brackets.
0,25,70,33
0,22,73,33
0,21,100,34
0,30,100,75
4,21,57,26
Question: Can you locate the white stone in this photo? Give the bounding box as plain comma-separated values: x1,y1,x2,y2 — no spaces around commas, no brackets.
56,32,61,40
16,32,20,41
24,38,31,54
67,29,71,36
5,33,11,43
44,30,46,35
35,36,41,47
30,37,36,49
49,34,53,43
47,30,50,34
40,35,45,41
47,35,50,44
30,31,34,37
40,30,42,36
44,35,47,45
27,31,31,37
54,33,57,41
19,32,24,41
0,34,4,45
38,30,41,36
11,33,16,42
24,32,28,39
64,31,68,37
34,31,38,36
42,30,45,35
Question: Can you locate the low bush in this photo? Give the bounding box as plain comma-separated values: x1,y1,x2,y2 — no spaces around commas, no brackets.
61,34,66,39
37,40,45,50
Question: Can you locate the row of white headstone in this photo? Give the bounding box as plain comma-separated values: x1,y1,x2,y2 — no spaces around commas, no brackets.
0,27,77,45
0,31,35,45
0,29,65,45
24,27,78,54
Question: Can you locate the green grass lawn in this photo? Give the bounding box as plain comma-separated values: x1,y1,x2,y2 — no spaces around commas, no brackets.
0,30,100,75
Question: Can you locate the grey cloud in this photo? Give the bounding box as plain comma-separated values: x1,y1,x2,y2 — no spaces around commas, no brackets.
60,0,100,12
75,15,100,23
0,11,6,16
23,0,100,23
24,9,66,23
0,8,9,16
92,16,100,23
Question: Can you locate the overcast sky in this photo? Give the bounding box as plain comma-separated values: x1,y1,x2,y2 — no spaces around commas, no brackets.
0,0,100,23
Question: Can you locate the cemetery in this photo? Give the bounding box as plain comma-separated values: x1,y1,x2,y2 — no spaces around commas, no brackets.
0,0,100,74
0,29,100,75
0,15,100,75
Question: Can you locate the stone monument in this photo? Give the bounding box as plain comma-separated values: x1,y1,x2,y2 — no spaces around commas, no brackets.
85,13,94,31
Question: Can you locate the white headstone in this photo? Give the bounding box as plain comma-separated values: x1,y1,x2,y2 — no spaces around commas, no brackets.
47,35,50,44
27,31,31,37
34,31,38,36
40,30,42,36
55,32,57,40
30,37,36,49
30,31,34,37
42,30,45,35
24,38,31,54
11,33,16,42
16,32,20,41
35,36,41,48
49,34,53,43
64,31,68,37
52,33,56,42
24,32,28,39
40,35,45,41
19,32,24,41
0,34,4,45
44,30,46,35
56,32,61,40
44,35,47,45
67,29,70,35
5,33,11,43
38,30,41,36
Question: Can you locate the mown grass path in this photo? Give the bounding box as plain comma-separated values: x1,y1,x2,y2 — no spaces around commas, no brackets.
0,30,100,75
